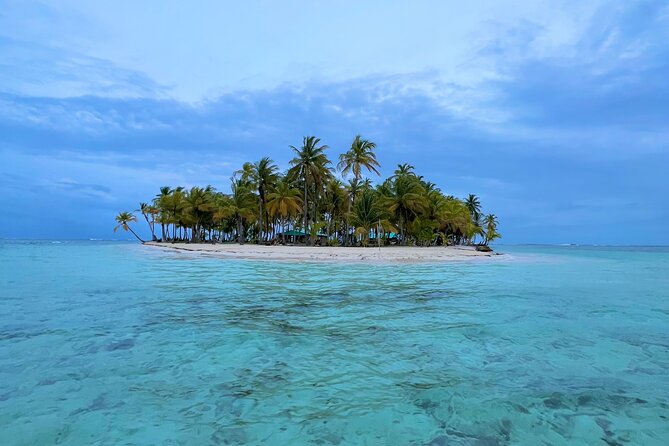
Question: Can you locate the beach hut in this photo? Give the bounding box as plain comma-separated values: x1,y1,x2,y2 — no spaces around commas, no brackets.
278,230,329,244
368,232,398,245
281,229,307,244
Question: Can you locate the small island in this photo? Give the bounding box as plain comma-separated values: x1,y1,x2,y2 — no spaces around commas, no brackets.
115,135,501,261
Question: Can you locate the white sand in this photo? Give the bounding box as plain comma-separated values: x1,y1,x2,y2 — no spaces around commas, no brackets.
144,242,503,263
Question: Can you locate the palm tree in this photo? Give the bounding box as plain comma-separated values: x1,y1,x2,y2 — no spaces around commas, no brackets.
483,214,501,245
266,180,303,244
154,186,172,241
134,136,500,248
337,136,381,246
382,175,427,245
351,188,394,246
138,202,158,241
437,197,471,245
338,135,380,180
465,194,482,222
288,136,331,244
228,179,257,244
393,163,415,178
464,194,483,244
114,212,145,243
251,157,279,242
183,186,214,242
324,179,346,240
341,178,363,246
235,162,255,185
212,193,233,241
163,187,186,241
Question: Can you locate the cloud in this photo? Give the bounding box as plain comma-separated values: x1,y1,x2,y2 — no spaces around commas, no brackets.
0,36,167,99
54,179,112,200
0,0,610,102
0,1,668,243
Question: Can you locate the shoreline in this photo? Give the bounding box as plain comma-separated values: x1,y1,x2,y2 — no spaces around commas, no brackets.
143,241,505,263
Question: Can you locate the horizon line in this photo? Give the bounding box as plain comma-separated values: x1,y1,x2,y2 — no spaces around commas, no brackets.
1,238,668,248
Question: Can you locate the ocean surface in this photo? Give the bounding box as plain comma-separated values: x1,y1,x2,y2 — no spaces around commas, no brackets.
0,241,668,445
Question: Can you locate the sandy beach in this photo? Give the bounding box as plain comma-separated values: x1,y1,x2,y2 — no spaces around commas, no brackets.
144,241,503,263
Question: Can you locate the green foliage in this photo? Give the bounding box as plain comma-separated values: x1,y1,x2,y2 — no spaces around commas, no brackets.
119,135,500,246
338,135,380,180
114,211,144,243
409,217,439,246
266,180,302,219
288,136,332,244
483,214,502,245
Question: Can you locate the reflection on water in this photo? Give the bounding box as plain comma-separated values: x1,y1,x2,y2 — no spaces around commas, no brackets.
0,241,668,445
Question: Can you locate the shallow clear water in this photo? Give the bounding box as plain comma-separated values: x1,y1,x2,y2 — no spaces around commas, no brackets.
0,241,668,445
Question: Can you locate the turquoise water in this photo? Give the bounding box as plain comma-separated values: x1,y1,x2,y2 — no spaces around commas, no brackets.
0,241,668,445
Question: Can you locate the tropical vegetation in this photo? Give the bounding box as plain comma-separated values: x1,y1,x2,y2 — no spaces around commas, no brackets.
115,135,500,247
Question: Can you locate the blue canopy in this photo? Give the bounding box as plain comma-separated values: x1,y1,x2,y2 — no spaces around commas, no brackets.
369,232,397,240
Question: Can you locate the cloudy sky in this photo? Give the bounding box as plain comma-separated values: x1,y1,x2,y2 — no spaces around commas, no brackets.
1,0,668,244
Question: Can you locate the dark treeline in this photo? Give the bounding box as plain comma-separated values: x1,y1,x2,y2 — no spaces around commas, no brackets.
114,135,500,247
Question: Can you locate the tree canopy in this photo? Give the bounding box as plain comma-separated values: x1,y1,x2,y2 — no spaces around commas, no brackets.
116,135,501,246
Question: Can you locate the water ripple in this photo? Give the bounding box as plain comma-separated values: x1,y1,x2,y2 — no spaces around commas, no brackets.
0,241,667,444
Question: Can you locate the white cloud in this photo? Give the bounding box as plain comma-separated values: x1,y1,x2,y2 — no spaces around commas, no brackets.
0,0,608,102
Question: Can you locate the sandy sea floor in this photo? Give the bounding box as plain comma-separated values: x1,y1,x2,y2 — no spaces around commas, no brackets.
1,242,668,444
143,241,503,262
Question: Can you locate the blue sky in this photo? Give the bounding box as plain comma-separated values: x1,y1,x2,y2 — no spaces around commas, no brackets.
1,1,668,244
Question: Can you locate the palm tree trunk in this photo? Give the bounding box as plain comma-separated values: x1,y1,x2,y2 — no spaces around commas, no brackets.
149,218,157,241
237,218,244,244
344,199,350,247
258,198,263,243
311,194,317,246
142,214,156,241
303,179,308,245
127,227,145,243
